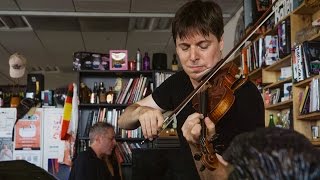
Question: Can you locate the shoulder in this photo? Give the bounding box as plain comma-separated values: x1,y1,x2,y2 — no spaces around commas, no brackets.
236,80,261,98
159,70,190,89
73,148,97,163
169,70,189,81
152,70,192,110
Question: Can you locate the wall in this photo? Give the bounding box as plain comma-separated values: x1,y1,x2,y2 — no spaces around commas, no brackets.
222,7,244,60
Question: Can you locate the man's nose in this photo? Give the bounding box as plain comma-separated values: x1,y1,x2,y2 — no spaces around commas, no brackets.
190,46,199,62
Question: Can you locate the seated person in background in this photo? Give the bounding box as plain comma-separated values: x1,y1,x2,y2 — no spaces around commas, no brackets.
69,122,120,180
221,127,320,180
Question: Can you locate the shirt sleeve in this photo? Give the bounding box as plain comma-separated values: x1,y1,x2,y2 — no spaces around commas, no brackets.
152,75,175,111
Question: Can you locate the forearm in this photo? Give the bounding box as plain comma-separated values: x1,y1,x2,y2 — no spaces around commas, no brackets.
118,103,142,129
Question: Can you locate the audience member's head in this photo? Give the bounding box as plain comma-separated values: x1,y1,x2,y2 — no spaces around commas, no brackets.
89,122,116,158
222,127,320,180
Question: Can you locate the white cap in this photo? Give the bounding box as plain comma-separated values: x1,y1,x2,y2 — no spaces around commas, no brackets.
9,53,27,78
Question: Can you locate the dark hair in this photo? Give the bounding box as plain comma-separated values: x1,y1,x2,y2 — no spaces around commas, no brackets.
172,0,224,44
89,122,114,142
223,128,320,180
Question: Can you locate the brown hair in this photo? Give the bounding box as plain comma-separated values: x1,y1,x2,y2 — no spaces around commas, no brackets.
172,0,224,44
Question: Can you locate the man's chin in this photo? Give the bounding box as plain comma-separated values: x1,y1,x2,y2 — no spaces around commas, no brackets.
191,71,206,80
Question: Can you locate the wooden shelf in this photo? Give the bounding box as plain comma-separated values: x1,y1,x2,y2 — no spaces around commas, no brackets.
265,99,293,110
79,103,128,108
292,2,320,15
264,55,291,71
78,70,154,77
78,136,144,141
264,77,292,89
298,112,320,121
248,67,262,80
311,139,320,146
294,74,320,88
309,31,320,41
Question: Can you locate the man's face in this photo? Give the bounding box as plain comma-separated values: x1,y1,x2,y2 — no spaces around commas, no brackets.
100,128,116,156
176,32,223,86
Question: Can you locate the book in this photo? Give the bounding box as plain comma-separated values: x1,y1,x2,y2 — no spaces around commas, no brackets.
299,85,310,114
302,41,320,76
114,144,124,164
119,78,134,104
83,110,94,137
295,44,306,82
277,18,291,59
117,142,129,163
264,35,279,65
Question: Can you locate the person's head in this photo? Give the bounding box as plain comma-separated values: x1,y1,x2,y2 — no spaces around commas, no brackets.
89,122,116,158
222,127,320,179
172,0,224,85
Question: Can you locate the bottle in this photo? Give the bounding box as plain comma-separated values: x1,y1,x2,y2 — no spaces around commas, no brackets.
92,54,101,70
143,52,151,70
275,112,283,128
106,87,115,104
136,49,142,71
268,114,275,128
171,54,179,71
0,89,4,107
90,82,98,104
99,82,106,103
80,82,91,103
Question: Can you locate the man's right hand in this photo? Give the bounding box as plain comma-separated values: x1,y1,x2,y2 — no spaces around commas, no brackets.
136,106,164,141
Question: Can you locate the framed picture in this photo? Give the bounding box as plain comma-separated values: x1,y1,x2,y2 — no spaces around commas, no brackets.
109,50,128,70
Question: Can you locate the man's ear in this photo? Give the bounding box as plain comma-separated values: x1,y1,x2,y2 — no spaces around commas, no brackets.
94,134,102,143
216,153,228,166
219,36,224,52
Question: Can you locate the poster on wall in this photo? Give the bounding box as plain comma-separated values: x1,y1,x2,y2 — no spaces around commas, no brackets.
13,150,42,167
0,108,16,162
42,108,70,179
14,110,42,150
0,138,13,161
0,108,16,138
42,108,64,170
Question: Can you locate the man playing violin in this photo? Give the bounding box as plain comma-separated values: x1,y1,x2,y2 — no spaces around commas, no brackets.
118,0,265,179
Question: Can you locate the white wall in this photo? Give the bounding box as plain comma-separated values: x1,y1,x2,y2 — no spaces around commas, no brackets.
44,72,77,89
222,6,244,60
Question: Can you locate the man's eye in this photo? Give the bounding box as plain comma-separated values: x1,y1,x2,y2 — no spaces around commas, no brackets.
199,44,209,49
180,45,189,51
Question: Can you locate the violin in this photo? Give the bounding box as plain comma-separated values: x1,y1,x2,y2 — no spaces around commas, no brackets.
191,62,247,171
142,0,279,171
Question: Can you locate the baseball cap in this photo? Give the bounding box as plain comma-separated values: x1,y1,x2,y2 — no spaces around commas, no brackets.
9,53,27,78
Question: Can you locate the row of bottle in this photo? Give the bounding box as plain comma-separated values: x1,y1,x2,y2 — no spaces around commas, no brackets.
80,82,116,104
128,49,150,71
0,90,25,108
131,49,179,71
268,113,290,129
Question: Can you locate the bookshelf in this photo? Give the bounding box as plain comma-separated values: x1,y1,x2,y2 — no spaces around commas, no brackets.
238,1,320,142
75,68,177,180
290,3,320,142
76,70,154,141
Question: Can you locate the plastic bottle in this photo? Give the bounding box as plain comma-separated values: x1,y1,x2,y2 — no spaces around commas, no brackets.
143,52,151,70
136,49,142,71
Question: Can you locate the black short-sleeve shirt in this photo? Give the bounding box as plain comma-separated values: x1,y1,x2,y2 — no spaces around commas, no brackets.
152,70,265,179
69,147,120,180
